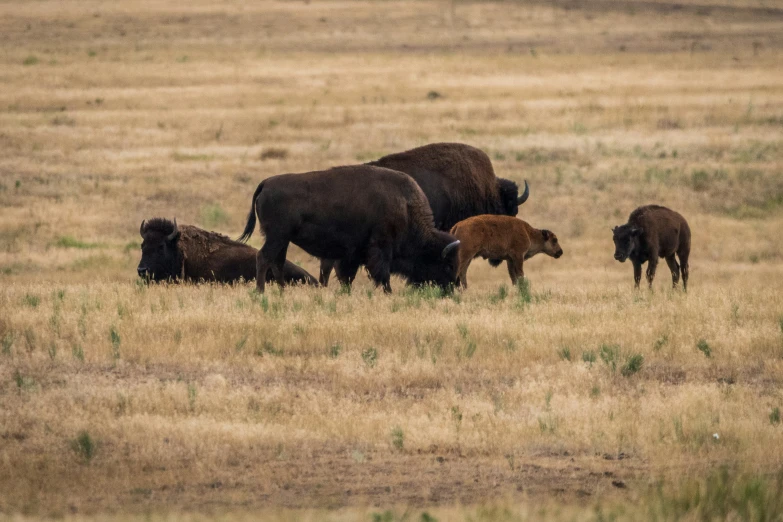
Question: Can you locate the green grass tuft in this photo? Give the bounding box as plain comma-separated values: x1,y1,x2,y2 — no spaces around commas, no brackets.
697,339,712,358
54,236,99,249
71,431,95,462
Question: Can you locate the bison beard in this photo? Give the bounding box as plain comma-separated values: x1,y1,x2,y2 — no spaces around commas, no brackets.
238,166,460,293
320,142,529,286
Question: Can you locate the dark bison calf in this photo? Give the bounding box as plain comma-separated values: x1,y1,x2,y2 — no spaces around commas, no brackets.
612,205,691,290
449,215,563,289
137,218,317,285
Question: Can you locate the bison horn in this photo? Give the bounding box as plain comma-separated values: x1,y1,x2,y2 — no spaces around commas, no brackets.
441,240,460,259
516,180,529,206
167,218,179,242
139,219,146,236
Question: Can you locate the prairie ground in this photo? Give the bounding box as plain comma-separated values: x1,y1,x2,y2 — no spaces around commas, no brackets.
1,0,783,520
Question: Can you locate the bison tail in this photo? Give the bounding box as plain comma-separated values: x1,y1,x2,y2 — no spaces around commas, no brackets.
237,181,264,243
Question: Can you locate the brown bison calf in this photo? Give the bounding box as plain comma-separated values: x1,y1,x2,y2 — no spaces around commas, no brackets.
449,215,563,289
137,218,318,285
612,205,691,290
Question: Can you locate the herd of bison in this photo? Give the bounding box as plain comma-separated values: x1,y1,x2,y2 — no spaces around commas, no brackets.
137,142,691,293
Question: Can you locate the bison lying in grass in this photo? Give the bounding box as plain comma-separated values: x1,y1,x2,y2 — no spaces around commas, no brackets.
137,218,317,285
612,205,691,290
449,215,563,289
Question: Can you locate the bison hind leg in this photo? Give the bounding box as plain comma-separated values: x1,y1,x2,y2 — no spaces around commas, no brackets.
665,254,680,288
366,244,392,293
506,258,524,286
257,238,288,293
677,248,690,292
488,258,504,268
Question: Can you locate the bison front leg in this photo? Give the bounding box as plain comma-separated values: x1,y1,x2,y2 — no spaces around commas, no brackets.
506,257,524,286
645,256,659,289
366,244,392,294
665,254,680,288
632,261,642,288
319,259,336,287
335,259,360,287
255,250,270,293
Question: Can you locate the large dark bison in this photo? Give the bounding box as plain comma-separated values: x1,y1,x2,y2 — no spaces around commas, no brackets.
450,215,563,289
238,166,461,293
612,205,691,290
137,218,318,285
320,142,529,285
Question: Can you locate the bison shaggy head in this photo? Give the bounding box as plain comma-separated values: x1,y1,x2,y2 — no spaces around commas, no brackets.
497,179,529,217
612,224,643,263
137,218,183,281
393,231,460,290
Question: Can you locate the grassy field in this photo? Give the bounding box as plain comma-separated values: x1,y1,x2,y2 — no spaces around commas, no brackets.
2,0,783,520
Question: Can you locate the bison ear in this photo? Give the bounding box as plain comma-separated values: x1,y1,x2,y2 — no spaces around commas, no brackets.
140,220,147,237
632,227,643,237
541,229,551,241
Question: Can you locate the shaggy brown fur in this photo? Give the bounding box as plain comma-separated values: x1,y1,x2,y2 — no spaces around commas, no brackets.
320,142,529,286
138,219,317,285
450,215,563,289
238,166,460,293
612,205,691,290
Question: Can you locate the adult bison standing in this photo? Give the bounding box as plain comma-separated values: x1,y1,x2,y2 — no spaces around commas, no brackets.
320,142,529,285
612,205,691,290
238,166,461,293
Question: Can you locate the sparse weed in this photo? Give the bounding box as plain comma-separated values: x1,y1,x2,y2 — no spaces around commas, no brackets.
71,431,95,462
489,285,508,304
390,426,404,451
697,339,712,358
54,236,98,249
771,407,781,425
451,406,463,431
187,383,197,411
515,278,532,307
557,346,571,361
109,326,121,361
329,343,342,358
599,344,620,372
199,203,229,228
582,350,596,365
2,333,14,356
234,334,248,352
621,354,644,377
23,294,40,308
362,347,378,368
72,344,84,361
654,333,669,351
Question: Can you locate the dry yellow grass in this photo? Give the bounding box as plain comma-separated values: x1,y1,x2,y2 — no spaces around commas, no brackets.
1,0,783,520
